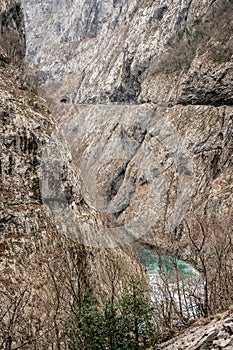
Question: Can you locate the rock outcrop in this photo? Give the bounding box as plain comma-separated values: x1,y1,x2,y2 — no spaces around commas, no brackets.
0,0,25,63
158,311,233,350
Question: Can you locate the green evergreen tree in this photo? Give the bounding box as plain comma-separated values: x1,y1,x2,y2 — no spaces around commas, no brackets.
64,275,160,349
102,301,125,349
119,275,160,349
65,292,105,350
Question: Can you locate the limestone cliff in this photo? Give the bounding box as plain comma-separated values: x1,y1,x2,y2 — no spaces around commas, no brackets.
21,0,233,337
22,0,232,256
0,2,141,348
0,0,232,348
23,0,232,106
0,0,25,63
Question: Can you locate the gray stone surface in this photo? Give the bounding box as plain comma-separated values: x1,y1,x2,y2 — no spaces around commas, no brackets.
0,0,232,347
0,6,141,347
21,0,233,254
158,313,233,350
22,0,232,106
0,0,25,63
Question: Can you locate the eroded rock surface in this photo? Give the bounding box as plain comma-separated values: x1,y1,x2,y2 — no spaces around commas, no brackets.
23,0,232,106
0,0,232,347
158,312,233,350
0,0,25,63
0,55,141,347
21,0,233,260
0,4,141,346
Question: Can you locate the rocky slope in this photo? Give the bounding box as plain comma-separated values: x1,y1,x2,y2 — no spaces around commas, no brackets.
22,0,232,255
0,0,232,348
0,2,142,348
158,310,233,350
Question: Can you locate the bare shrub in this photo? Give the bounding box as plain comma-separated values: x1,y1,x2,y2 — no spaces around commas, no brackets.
150,210,232,339
150,253,201,339
185,212,233,316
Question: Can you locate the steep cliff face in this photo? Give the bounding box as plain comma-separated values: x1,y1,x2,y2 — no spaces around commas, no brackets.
0,0,232,347
23,0,232,105
0,57,141,348
22,0,232,253
0,0,25,63
0,2,142,348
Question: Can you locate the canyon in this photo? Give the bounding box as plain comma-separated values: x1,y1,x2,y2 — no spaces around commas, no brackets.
0,0,232,348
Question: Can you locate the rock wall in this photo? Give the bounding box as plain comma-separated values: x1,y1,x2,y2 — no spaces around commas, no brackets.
22,0,233,253
0,3,142,347
0,52,141,349
158,311,233,350
23,0,232,105
0,0,232,347
0,0,25,63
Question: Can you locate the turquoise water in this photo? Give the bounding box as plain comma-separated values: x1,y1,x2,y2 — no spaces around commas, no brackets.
139,248,195,278
139,247,200,318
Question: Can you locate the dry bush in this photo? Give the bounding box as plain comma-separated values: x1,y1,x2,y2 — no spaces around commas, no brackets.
151,254,201,339
185,212,233,315
150,210,232,339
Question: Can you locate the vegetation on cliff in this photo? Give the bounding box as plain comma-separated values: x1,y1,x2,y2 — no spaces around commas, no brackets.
0,0,232,349
65,275,160,350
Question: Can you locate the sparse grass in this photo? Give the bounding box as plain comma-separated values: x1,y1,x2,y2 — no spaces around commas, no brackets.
140,96,146,104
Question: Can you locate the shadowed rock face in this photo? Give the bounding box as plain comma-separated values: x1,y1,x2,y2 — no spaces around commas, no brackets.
0,0,25,63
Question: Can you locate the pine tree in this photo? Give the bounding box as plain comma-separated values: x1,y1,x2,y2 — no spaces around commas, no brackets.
65,292,105,350
119,275,160,349
64,275,160,349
